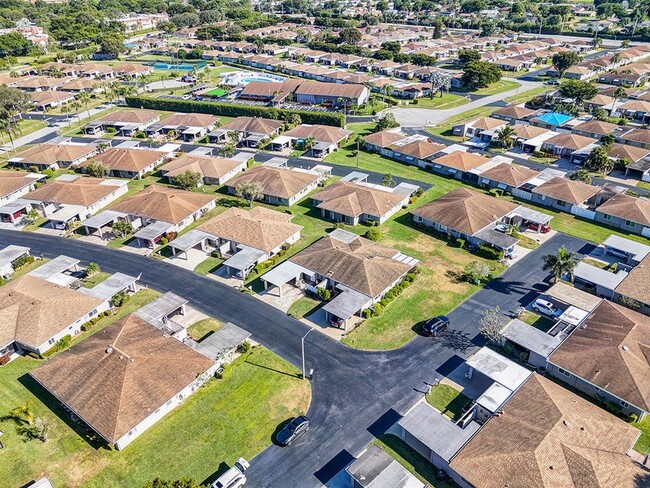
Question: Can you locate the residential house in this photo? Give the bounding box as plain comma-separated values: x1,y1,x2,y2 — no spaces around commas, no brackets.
226,161,328,206
293,81,369,107
584,93,615,111
210,116,284,147
311,178,410,225
84,109,160,136
273,124,351,158
618,100,650,122
8,143,98,171
388,138,446,169
540,133,599,163
411,187,545,256
169,207,302,279
261,229,418,330
571,119,619,140
595,193,650,236
0,170,45,206
24,175,128,229
0,245,30,280
614,254,650,314
105,185,216,247
145,113,218,142
0,275,107,358
430,150,491,180
478,162,539,193
29,314,216,450
160,153,248,186
530,112,574,131
81,148,168,179
363,129,409,155
511,125,556,152
491,104,536,123
619,128,650,150
30,91,76,111
452,117,507,139
531,177,601,213
547,300,650,419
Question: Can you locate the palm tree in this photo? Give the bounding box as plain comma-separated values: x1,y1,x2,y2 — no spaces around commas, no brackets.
87,262,100,276
60,104,72,127
610,52,621,65
611,86,627,115
542,246,577,283
254,37,265,53
304,136,316,155
71,100,82,123
0,117,21,153
497,125,515,149
77,91,91,119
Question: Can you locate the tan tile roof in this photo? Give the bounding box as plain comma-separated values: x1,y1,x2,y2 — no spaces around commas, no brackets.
240,81,285,98
228,166,319,200
313,180,406,219
220,117,284,135
493,105,535,119
88,148,167,172
587,94,615,106
433,151,489,171
12,144,96,166
617,254,650,306
450,374,645,488
393,139,445,159
511,124,551,139
282,124,352,144
290,234,413,297
29,314,214,444
608,143,650,162
532,177,600,204
572,120,618,136
61,78,100,91
0,275,103,350
544,133,598,150
479,163,538,187
27,176,120,207
30,91,75,105
111,185,215,225
550,300,650,411
470,116,506,130
96,109,159,125
619,100,650,112
160,154,245,180
597,193,650,226
0,170,40,197
620,128,650,145
412,187,519,235
161,113,218,128
293,80,366,99
363,129,407,148
198,207,302,252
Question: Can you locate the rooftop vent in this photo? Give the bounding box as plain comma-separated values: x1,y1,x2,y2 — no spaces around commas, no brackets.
106,345,113,353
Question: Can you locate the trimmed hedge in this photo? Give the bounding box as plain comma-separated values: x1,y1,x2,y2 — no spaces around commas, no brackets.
125,97,346,128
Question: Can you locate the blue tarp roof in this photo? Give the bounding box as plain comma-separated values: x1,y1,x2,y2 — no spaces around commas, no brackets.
536,112,572,126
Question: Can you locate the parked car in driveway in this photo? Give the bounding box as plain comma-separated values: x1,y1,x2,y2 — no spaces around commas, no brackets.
210,458,249,488
532,298,562,318
276,416,310,446
527,222,551,233
422,315,450,337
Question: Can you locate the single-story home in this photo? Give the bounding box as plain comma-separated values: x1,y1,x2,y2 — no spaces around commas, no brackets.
531,177,601,213
29,314,217,450
9,143,98,171
160,152,249,186
452,116,507,140
618,128,650,150
145,113,218,142
84,109,160,137
273,124,352,158
539,133,599,162
80,148,168,179
491,104,536,123
477,162,538,193
209,116,284,147
594,193,650,236
0,170,46,207
261,229,418,330
0,245,30,280
430,150,491,180
30,91,75,111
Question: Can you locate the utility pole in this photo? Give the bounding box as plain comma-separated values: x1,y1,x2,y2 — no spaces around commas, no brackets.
301,328,313,380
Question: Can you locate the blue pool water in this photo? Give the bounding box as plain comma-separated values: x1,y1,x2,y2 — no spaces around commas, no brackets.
153,62,207,71
241,76,276,83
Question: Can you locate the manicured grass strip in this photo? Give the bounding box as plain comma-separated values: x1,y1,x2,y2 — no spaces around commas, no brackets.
426,384,471,421
80,272,111,289
519,310,555,333
187,317,224,341
287,296,322,319
632,416,650,456
194,256,224,276
373,434,456,488
471,79,520,96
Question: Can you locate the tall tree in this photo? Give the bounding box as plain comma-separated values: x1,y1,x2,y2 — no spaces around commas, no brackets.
558,80,598,105
235,181,264,206
551,51,580,78
461,61,501,89
542,246,577,283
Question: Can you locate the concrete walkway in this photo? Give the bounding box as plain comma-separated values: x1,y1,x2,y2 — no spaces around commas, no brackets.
386,78,543,127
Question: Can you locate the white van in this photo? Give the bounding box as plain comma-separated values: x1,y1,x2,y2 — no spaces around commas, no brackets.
210,458,250,488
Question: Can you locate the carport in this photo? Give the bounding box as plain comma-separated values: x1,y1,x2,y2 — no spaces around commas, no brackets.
508,207,553,232
168,229,212,258
83,210,128,238
0,199,32,225
261,261,314,297
79,272,138,301
222,245,266,280
322,285,372,332
134,291,189,335
474,227,519,252
134,220,173,248
191,322,251,363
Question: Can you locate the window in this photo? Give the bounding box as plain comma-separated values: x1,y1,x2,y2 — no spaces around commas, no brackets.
625,220,637,228
603,214,612,221
48,338,56,345
556,200,566,208
620,400,630,408
594,386,601,392
558,368,571,378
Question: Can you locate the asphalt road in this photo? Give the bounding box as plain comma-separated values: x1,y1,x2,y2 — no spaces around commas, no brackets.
0,229,589,486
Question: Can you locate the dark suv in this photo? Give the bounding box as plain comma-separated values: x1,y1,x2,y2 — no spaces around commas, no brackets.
422,315,450,337
276,416,310,446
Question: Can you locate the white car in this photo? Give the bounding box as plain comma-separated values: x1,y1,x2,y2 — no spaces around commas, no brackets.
532,298,561,317
211,458,249,488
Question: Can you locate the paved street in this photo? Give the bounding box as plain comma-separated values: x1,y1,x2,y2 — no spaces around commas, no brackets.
385,78,543,127
0,229,588,486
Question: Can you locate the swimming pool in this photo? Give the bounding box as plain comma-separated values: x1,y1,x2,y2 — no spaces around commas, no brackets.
222,71,286,86
154,62,207,71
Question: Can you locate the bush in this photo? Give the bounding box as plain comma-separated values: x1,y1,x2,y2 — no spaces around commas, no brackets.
477,245,504,261
81,321,93,332
365,228,381,241
362,308,372,319
488,188,504,198
372,302,383,316
42,169,54,178
160,237,169,245
284,208,293,214
317,287,331,301
11,254,34,270
125,96,346,127
45,334,71,356
112,290,130,307
0,354,10,366
456,238,466,249
29,165,40,173
237,340,251,354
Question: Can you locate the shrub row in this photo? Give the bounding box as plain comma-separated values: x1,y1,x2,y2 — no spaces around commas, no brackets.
361,269,419,319
11,254,34,270
81,310,113,332
125,97,346,128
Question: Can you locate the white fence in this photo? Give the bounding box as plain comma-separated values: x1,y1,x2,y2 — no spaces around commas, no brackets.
570,206,596,220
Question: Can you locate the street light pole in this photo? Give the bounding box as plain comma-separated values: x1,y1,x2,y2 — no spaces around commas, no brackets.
301,328,313,380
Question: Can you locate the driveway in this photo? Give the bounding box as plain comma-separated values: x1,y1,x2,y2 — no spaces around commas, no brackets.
0,229,590,487
386,78,543,127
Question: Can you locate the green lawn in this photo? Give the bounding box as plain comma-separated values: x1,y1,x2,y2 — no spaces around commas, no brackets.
505,85,551,104
410,92,469,109
519,310,555,332
187,317,224,341
426,384,471,420
373,434,456,488
632,416,650,455
1,346,310,488
11,119,48,140
426,104,497,139
637,181,650,191
287,295,322,319
194,256,225,276
471,79,520,96
80,272,111,288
